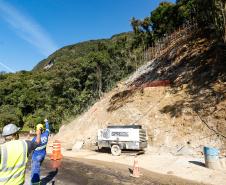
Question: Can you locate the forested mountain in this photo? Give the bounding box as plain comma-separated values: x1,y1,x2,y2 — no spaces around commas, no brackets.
0,0,225,132
0,32,142,131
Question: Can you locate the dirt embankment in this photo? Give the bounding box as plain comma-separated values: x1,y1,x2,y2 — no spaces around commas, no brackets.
55,33,226,156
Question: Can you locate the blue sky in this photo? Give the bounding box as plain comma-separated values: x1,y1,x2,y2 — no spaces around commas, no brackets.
0,0,175,72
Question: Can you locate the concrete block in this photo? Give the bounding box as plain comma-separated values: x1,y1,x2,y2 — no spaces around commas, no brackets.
219,157,226,170
72,141,84,152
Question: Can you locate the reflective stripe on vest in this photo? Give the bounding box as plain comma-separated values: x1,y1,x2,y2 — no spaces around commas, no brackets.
0,140,28,185
35,144,47,151
0,144,7,171
0,169,25,182
31,181,41,185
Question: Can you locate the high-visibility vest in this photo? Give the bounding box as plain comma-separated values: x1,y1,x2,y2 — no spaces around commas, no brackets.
0,140,28,185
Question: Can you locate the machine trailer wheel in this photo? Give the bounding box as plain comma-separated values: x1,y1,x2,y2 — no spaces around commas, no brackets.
111,145,121,156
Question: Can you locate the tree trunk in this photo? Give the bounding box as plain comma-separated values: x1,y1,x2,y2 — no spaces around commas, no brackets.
96,64,102,98
214,0,226,42
223,1,226,42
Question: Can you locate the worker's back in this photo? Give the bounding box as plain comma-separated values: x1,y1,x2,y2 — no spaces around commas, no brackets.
0,140,28,185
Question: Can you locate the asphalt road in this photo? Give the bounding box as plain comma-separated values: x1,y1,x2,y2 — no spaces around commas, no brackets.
24,157,206,185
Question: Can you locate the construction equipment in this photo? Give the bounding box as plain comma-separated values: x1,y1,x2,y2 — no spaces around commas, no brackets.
96,125,148,156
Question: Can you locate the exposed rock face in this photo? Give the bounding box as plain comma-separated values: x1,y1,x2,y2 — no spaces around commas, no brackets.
56,35,226,156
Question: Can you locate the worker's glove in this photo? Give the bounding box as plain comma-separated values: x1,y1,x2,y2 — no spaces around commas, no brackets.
44,118,48,122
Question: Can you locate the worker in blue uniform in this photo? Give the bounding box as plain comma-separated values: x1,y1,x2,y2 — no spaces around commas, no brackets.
31,119,50,185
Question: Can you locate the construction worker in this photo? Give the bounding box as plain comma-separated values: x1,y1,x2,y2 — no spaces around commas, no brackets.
31,119,50,185
0,123,41,185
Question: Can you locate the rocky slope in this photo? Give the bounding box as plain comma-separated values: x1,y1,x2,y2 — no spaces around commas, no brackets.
55,31,226,156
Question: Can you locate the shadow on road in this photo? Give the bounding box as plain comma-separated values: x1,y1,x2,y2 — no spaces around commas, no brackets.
189,161,206,168
128,168,133,174
41,168,58,185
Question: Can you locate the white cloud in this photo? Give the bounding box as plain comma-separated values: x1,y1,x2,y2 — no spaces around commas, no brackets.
0,61,15,73
0,1,58,56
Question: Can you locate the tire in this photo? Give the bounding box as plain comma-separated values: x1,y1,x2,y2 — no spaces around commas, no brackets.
111,145,121,156
97,146,100,152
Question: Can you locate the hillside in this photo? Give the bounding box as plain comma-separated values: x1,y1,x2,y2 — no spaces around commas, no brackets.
33,32,133,71
0,0,225,140
56,29,226,155
0,32,142,130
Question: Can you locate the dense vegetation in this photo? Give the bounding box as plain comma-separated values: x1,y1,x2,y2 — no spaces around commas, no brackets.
131,0,226,47
0,33,146,131
0,0,225,132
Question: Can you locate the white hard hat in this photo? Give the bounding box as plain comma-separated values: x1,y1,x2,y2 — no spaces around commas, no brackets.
2,124,20,137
